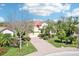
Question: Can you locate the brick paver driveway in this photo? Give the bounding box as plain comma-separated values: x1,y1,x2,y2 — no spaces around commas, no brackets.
27,33,79,56
27,33,56,56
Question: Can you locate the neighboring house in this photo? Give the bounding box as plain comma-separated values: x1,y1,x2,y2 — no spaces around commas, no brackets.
34,20,43,33
34,20,42,28
0,27,15,36
33,20,48,34
33,20,56,35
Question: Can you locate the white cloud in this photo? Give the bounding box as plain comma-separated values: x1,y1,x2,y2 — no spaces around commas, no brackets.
66,8,79,17
0,4,6,6
72,8,79,16
33,19,44,21
0,4,6,10
0,17,5,22
19,3,71,16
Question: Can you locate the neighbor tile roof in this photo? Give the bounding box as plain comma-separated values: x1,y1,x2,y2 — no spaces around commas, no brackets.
34,20,42,26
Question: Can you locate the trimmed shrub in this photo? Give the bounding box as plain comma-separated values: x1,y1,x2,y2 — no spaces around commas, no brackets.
22,36,31,41
65,36,77,44
38,34,44,38
43,36,49,40
26,37,31,41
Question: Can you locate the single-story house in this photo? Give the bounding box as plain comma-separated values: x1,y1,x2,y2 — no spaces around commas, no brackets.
0,27,15,36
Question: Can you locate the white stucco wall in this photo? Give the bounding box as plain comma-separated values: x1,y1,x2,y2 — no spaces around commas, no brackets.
40,23,48,29
33,23,48,33
34,27,40,32
2,29,14,36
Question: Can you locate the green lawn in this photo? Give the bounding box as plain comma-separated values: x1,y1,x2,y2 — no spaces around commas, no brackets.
47,37,77,48
4,42,37,56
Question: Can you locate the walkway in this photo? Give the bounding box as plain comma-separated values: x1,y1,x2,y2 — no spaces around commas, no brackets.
27,33,79,56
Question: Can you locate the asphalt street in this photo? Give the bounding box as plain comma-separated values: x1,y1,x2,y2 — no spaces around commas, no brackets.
46,51,79,56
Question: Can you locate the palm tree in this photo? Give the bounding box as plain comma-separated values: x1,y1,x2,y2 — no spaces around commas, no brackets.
0,34,4,47
55,17,77,44
0,34,12,47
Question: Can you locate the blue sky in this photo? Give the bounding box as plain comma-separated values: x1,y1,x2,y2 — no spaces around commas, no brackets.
0,3,79,22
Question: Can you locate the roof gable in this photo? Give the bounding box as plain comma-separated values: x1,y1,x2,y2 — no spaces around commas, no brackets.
0,27,15,33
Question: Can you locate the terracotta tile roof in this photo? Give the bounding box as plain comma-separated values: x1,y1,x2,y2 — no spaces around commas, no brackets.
34,20,42,27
